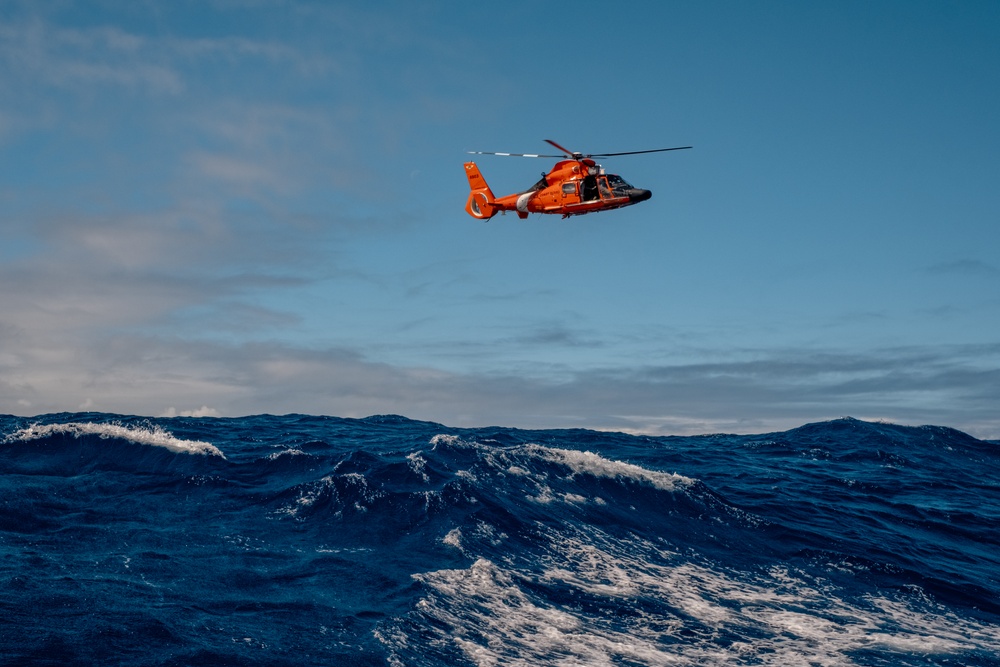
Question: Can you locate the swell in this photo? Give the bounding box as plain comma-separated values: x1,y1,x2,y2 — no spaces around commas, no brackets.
1,414,999,666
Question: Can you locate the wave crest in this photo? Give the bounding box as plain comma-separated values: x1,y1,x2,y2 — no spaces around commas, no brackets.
525,444,694,491
6,422,225,457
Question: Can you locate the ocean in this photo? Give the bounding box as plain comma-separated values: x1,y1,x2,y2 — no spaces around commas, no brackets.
1,413,997,666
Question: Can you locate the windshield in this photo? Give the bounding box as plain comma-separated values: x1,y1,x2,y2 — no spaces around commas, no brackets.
606,174,632,188
606,173,634,196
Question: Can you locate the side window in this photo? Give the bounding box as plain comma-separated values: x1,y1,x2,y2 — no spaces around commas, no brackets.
598,177,612,199
562,182,577,194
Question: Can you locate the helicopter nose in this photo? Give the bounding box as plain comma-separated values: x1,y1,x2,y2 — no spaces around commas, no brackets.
629,188,652,203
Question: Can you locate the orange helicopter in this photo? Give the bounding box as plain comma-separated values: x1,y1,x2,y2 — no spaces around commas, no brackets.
464,139,691,220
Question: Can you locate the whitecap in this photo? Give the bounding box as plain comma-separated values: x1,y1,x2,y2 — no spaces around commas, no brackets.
428,434,695,492
6,422,225,457
524,444,695,491
266,448,308,460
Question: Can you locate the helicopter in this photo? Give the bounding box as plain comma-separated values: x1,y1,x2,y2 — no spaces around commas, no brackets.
463,139,691,220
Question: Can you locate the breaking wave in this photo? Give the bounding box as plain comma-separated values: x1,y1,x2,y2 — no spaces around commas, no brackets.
6,420,224,456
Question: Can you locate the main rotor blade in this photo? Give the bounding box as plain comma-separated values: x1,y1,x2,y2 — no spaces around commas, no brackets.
589,146,693,157
466,150,564,158
544,139,578,157
467,144,693,159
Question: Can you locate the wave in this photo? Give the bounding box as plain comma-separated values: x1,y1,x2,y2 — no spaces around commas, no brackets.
5,420,224,457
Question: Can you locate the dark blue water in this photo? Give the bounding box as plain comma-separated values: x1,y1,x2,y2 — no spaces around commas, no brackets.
1,414,998,665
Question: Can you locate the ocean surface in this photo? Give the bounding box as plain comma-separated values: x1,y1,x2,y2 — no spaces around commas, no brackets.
1,413,998,666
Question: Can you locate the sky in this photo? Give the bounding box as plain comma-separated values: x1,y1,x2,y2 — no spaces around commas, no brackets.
1,1,998,438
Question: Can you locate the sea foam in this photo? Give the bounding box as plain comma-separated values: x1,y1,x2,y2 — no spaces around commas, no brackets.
6,421,224,457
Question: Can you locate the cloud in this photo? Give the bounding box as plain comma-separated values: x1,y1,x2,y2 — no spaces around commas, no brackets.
160,405,221,418
504,325,604,349
925,259,1000,277
1,328,997,440
188,151,295,195
0,12,438,427
0,11,340,97
0,20,183,95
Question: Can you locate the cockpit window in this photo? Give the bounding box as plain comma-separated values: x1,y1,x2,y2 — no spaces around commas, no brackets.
606,173,634,196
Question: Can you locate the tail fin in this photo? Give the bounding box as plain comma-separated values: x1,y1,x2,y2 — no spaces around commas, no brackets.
464,162,497,219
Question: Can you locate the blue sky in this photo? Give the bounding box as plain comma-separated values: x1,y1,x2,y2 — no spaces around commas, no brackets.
1,1,998,437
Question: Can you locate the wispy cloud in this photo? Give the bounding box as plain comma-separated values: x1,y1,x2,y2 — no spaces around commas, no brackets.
0,21,181,94
925,259,1000,277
